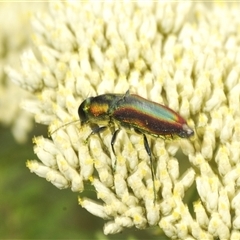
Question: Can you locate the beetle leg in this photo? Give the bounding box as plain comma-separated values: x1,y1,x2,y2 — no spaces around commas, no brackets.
85,124,113,158
143,134,157,201
111,129,121,155
86,124,108,141
108,129,120,172
143,134,151,157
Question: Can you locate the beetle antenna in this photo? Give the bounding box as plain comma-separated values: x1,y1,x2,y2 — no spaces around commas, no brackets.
49,119,80,136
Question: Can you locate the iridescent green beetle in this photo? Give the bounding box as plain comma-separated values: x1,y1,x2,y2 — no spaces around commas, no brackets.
78,90,194,200
79,90,194,153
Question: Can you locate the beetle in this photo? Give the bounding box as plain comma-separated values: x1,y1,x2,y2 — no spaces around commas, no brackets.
78,90,194,200
79,90,194,152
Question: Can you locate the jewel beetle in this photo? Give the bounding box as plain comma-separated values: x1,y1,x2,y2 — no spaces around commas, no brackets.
78,90,194,151
78,90,194,200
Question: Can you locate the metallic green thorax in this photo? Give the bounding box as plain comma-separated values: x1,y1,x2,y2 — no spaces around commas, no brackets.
78,94,123,124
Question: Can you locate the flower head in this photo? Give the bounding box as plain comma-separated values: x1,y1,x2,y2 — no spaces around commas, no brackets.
7,1,240,239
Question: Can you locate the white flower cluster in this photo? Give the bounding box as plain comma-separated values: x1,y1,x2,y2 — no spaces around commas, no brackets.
6,1,240,239
0,2,47,143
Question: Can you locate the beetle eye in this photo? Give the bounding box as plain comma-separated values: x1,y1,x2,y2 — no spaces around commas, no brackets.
78,104,86,122
78,98,92,124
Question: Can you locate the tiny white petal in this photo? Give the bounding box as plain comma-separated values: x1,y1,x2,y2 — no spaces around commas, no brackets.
160,197,176,216
220,112,234,142
233,216,240,230
215,145,231,176
231,191,240,211
225,67,239,91
145,202,160,226
218,189,231,228
56,155,83,192
33,145,56,167
201,126,215,159
26,160,51,178
79,145,94,180
194,201,209,229
180,169,195,190
191,221,212,240
115,216,133,228
167,157,179,181
125,207,147,229
5,66,25,88
46,170,69,189
103,221,123,235
175,222,188,239
228,141,240,165
79,198,109,220
159,218,177,239
114,173,128,198
230,231,240,240
208,212,230,239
